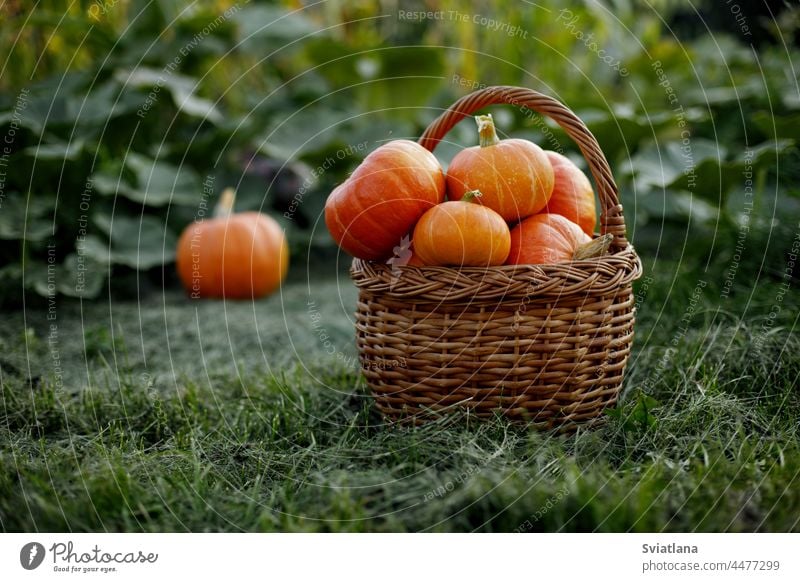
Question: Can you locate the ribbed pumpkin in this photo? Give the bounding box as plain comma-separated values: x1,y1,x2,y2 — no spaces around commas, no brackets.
325,140,445,261
446,114,554,222
543,151,597,236
506,213,611,265
413,191,510,267
176,188,288,299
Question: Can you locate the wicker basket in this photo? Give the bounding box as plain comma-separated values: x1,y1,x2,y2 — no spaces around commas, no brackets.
350,86,642,431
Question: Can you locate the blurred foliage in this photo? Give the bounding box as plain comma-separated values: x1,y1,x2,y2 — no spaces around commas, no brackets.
0,0,798,304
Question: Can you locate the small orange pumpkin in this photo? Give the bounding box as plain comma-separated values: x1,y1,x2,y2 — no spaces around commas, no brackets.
176,188,288,299
446,114,554,222
543,151,597,236
506,213,611,265
413,191,510,267
325,140,445,261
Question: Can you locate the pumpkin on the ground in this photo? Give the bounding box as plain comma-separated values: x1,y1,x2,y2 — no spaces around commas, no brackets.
506,213,611,265
543,151,597,236
176,188,288,299
325,140,445,261
412,191,510,267
446,114,554,222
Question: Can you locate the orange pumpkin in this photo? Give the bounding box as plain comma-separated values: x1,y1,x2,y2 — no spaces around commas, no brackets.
506,213,611,265
413,191,510,267
176,188,288,299
446,114,554,222
543,151,597,236
325,140,445,261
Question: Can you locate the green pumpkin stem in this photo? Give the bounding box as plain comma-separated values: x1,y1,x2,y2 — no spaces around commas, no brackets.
573,233,613,260
476,114,500,147
214,187,236,218
461,190,483,203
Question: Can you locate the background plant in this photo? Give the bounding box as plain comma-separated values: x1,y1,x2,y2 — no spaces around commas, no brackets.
1,0,797,304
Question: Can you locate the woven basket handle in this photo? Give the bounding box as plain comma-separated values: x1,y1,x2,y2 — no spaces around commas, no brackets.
418,85,628,249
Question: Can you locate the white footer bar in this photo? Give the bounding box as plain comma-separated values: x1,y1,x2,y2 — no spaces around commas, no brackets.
1,533,796,581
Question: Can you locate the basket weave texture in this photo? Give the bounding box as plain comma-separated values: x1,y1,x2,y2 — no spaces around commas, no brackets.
350,86,642,431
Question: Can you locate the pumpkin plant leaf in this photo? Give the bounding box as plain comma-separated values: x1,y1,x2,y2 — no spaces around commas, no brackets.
115,67,222,123
23,138,87,161
258,107,348,161
85,214,176,270
622,138,725,191
0,193,53,242
125,153,204,207
751,111,800,141
91,154,204,207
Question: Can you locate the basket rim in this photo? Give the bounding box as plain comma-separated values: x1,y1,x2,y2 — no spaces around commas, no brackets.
351,243,641,303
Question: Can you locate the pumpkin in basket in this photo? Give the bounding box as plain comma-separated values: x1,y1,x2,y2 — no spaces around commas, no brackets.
325,140,445,261
506,213,611,265
446,114,554,222
543,151,597,236
412,191,510,266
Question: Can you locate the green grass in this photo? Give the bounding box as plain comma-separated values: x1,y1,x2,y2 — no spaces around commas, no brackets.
1,243,799,532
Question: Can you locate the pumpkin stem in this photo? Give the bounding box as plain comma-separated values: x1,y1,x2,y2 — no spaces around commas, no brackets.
475,114,500,147
461,189,483,203
214,187,236,218
573,233,613,260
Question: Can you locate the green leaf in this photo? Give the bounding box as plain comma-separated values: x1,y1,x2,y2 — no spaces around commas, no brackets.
23,259,54,298
637,189,720,224
622,138,725,191
657,138,791,208
578,107,698,162
115,67,222,123
58,253,106,298
80,234,112,265
2,81,138,135
683,83,763,107
0,193,52,242
751,112,800,141
125,153,204,206
608,391,660,433
258,107,348,161
24,250,107,299
90,171,136,200
91,154,204,207
85,214,176,269
622,138,792,213
735,139,795,166
67,81,141,126
10,91,68,133
630,393,660,429
23,138,86,161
